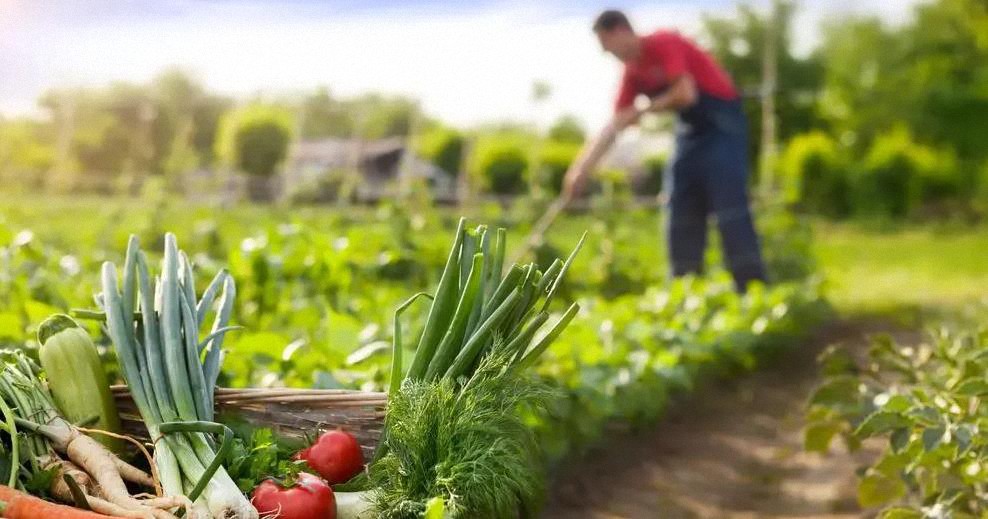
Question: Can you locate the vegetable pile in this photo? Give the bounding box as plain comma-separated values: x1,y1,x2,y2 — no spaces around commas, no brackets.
0,345,184,518
0,233,380,519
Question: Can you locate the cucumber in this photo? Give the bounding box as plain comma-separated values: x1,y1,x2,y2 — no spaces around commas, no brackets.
37,314,123,453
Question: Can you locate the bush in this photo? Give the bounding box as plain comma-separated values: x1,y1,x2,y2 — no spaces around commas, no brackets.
216,104,293,178
470,136,529,196
779,131,850,218
535,141,580,195
0,119,55,190
853,128,959,218
416,127,464,177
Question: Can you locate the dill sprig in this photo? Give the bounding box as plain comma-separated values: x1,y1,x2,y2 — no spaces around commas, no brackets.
371,347,553,519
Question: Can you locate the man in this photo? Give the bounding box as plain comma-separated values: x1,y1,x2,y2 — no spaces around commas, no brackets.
563,10,767,291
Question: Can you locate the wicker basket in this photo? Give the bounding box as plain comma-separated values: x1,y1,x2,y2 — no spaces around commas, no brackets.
112,386,387,459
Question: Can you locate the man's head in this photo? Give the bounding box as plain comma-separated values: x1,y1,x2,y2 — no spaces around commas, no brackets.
593,10,639,62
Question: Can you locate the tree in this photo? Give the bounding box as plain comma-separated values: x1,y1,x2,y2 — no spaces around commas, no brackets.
0,118,55,188
216,104,294,178
190,94,232,167
816,0,988,196
152,69,204,181
35,71,228,189
37,86,139,181
349,94,421,139
416,126,464,176
299,87,354,138
702,2,824,173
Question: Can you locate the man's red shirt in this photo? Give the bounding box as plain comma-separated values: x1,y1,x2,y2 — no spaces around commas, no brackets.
615,30,738,112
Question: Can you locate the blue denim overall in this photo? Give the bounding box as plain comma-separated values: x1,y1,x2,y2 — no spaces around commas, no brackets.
664,93,767,290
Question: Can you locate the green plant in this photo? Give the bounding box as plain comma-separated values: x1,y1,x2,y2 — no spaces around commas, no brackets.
779,131,850,217
371,351,551,519
535,141,580,196
416,127,464,177
806,321,988,516
216,104,293,178
637,154,667,197
853,127,959,218
546,115,585,145
98,234,253,519
470,137,529,196
974,160,988,216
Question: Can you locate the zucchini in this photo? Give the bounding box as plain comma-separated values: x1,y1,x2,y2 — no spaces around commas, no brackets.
37,314,123,453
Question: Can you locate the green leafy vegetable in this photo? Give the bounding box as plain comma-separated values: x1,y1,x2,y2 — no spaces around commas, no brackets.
226,428,312,493
371,348,551,519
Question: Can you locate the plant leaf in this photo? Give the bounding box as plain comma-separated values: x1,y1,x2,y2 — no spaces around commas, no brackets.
854,411,912,438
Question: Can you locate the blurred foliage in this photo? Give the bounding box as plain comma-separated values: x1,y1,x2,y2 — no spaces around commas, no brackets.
535,141,580,196
469,135,530,196
819,0,988,167
637,154,667,197
779,131,850,218
0,197,825,473
854,127,959,219
216,103,294,178
702,0,825,169
0,118,54,190
546,115,586,145
1,0,986,213
298,88,422,140
705,0,988,220
415,126,465,177
975,161,988,214
298,87,356,139
33,70,231,188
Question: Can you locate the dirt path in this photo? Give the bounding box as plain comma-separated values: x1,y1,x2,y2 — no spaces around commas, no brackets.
542,320,920,519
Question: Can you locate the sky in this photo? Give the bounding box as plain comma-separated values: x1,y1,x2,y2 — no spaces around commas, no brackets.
0,0,921,131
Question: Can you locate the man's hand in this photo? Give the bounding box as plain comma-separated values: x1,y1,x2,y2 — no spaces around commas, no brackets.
614,107,643,129
560,108,635,204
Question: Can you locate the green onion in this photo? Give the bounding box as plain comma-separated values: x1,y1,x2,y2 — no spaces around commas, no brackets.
396,221,586,385
100,234,255,519
406,218,466,380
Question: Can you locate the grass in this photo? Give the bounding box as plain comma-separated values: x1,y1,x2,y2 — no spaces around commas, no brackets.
812,220,988,317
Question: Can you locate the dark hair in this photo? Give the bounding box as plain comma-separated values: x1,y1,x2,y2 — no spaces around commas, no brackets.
593,10,631,32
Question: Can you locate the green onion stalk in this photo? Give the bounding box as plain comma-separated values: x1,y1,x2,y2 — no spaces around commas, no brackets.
400,218,585,388
0,352,57,486
100,234,255,519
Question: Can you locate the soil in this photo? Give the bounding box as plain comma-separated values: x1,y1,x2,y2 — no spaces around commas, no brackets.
542,319,922,519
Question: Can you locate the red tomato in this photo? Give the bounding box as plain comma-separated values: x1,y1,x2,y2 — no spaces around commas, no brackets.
251,472,336,519
297,430,365,484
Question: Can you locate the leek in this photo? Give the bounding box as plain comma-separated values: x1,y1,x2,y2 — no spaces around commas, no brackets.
100,234,255,519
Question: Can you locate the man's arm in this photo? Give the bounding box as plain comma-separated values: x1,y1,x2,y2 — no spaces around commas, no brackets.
561,106,640,200
561,76,696,200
